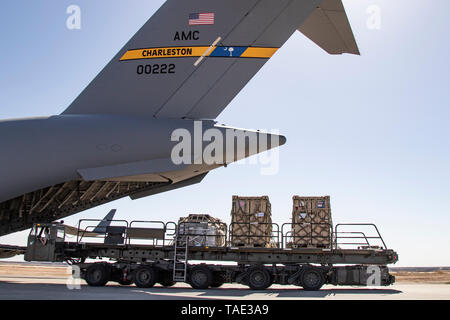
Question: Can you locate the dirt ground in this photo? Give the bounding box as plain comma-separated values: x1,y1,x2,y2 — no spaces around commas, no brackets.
391,271,450,284
0,263,68,278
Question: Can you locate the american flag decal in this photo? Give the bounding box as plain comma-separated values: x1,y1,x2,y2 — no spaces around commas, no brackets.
189,13,215,26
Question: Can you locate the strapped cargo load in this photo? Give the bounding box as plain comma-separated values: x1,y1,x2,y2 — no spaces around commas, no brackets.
177,214,226,247
230,196,273,247
291,196,333,248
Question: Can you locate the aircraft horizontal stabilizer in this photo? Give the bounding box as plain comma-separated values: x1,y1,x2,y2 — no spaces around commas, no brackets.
298,0,360,55
0,245,26,259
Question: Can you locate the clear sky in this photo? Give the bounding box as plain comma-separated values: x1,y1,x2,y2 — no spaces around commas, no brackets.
0,0,449,267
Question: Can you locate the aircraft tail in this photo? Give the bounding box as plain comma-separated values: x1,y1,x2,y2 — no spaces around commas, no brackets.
92,209,117,234
62,0,329,119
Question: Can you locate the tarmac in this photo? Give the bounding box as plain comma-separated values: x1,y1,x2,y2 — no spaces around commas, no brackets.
0,262,449,300
0,275,449,300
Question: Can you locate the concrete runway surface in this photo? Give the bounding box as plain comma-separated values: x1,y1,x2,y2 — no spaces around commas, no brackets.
0,275,449,300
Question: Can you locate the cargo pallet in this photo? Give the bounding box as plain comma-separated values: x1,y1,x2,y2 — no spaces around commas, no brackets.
24,219,398,291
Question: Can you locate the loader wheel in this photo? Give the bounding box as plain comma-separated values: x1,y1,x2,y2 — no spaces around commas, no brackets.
210,273,225,288
133,266,158,288
189,266,213,289
247,267,272,290
85,263,110,287
299,267,325,291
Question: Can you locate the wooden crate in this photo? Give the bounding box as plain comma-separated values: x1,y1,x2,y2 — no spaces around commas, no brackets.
291,196,332,248
230,196,272,247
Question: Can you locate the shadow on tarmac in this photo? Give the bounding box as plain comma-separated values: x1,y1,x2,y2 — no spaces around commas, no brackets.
0,280,403,300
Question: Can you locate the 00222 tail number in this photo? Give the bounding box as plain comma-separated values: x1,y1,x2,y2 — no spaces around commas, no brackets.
137,64,175,75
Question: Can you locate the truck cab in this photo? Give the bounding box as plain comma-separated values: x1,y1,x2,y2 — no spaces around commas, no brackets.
24,223,65,262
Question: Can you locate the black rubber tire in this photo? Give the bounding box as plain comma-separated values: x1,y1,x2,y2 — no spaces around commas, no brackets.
299,267,325,291
247,267,272,290
188,265,213,289
210,273,225,288
133,266,158,288
85,263,110,287
158,271,176,287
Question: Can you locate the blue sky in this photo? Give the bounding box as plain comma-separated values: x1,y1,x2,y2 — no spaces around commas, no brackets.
0,0,449,267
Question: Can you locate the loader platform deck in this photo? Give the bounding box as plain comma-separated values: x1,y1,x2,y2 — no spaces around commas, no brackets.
23,219,398,290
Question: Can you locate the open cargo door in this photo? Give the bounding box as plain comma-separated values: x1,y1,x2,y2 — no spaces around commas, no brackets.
298,0,360,55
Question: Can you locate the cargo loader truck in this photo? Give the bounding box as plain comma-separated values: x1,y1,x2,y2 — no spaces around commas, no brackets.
24,217,398,291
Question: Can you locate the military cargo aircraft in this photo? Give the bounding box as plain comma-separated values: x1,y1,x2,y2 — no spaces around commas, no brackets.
0,0,359,236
